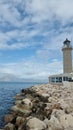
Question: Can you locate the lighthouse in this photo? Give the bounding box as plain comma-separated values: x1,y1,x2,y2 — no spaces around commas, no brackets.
62,39,72,73
49,38,73,83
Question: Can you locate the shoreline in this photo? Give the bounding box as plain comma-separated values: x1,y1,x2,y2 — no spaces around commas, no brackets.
1,83,73,130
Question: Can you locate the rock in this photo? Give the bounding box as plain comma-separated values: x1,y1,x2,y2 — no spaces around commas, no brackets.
14,94,23,100
64,127,73,130
26,117,47,130
47,115,63,130
58,99,69,111
65,106,73,114
41,93,49,98
52,109,65,119
52,103,61,110
21,89,25,93
14,98,33,111
4,114,14,123
44,103,61,119
16,116,25,127
11,105,31,115
44,118,49,126
22,98,32,107
4,123,15,130
18,123,27,130
59,114,73,129
25,94,33,101
15,100,22,105
48,97,56,103
44,106,52,118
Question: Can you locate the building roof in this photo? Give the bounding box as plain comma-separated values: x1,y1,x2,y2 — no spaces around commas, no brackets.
49,73,73,78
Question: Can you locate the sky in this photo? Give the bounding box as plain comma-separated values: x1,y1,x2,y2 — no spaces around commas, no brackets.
0,0,73,82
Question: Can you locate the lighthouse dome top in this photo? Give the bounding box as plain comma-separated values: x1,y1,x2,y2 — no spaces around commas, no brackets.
63,38,71,44
63,38,72,49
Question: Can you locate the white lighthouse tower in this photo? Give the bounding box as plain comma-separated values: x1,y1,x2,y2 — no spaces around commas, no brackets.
62,39,72,73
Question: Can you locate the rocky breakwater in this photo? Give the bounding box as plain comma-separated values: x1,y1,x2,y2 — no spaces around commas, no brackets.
2,83,73,130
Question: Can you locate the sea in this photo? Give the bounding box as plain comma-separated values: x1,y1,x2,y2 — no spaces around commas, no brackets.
0,81,46,128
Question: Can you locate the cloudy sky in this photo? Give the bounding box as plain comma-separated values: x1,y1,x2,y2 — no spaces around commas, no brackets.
0,0,73,81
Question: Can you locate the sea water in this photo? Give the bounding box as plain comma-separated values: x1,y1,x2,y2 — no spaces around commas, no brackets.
0,82,44,128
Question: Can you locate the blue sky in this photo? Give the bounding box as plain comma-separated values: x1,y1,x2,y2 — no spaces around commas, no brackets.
0,0,73,81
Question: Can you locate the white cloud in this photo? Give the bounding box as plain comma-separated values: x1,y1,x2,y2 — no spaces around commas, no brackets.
0,0,73,51
0,59,63,81
0,27,41,50
0,3,20,26
25,0,73,24
0,0,73,28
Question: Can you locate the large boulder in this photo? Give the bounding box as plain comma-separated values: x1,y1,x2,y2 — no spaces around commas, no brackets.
22,98,32,107
58,99,69,111
52,109,65,119
59,114,73,129
47,115,63,130
4,123,15,130
12,105,31,115
11,98,33,115
26,117,47,130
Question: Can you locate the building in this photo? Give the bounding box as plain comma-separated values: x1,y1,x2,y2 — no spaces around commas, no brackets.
49,73,73,83
49,39,73,84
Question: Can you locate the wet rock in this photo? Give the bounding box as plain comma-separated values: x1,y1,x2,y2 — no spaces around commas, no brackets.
4,114,14,123
18,123,26,130
4,123,15,130
21,89,25,93
14,94,24,100
26,117,47,130
15,100,22,105
16,116,25,127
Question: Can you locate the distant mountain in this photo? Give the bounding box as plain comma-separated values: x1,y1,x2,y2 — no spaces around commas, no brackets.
0,73,24,82
0,73,48,83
